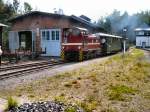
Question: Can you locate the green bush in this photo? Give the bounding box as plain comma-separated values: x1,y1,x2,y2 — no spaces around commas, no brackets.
5,96,18,110
65,106,77,112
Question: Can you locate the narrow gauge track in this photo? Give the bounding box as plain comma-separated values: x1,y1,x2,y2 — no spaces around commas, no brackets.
0,61,64,80
0,61,52,72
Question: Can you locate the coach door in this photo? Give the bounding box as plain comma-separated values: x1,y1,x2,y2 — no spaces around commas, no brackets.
41,29,61,56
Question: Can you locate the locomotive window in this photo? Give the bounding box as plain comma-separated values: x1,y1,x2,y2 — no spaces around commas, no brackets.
72,29,80,36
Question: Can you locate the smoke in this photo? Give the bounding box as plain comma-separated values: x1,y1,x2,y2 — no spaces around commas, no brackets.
104,11,149,42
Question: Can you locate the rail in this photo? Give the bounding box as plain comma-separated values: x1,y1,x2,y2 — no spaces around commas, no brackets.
0,60,64,80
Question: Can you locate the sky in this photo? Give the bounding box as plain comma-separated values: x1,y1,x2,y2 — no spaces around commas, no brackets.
5,0,150,21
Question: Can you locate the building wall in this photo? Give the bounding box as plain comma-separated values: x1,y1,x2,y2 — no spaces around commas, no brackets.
11,15,71,31
136,36,150,47
9,15,72,54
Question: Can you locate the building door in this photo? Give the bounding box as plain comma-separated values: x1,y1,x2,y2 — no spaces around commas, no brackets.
41,29,61,56
142,42,146,48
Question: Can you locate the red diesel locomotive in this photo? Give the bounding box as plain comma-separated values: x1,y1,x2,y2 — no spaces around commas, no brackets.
61,27,101,61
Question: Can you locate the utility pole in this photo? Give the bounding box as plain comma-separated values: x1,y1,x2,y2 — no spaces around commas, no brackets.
123,28,127,54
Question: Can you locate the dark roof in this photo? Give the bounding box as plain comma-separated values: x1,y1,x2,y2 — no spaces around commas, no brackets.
80,15,91,22
8,11,70,22
71,15,98,28
8,11,103,30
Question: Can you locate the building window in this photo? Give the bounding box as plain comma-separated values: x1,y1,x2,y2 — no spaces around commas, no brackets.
56,31,59,40
46,31,50,40
52,31,55,40
42,30,60,41
136,31,144,36
42,30,50,40
42,31,46,40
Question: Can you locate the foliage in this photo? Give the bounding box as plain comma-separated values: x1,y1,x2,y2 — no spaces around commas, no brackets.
24,2,32,13
12,0,20,14
0,0,33,48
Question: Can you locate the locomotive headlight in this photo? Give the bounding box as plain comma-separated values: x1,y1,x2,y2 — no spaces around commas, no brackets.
101,38,106,44
78,46,81,49
62,46,65,49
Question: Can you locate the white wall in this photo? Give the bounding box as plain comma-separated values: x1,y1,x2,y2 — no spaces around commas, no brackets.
136,36,150,47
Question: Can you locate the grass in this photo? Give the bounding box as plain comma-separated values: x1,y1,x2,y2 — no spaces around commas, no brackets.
65,107,77,112
0,48,150,111
107,85,137,101
5,96,18,111
64,106,77,112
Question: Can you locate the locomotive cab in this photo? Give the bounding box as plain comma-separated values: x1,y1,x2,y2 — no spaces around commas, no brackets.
62,27,101,61
62,27,88,61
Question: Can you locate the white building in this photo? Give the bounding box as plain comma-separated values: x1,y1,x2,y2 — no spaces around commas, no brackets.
135,28,150,48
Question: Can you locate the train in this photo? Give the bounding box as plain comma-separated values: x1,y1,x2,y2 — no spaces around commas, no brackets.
61,27,126,61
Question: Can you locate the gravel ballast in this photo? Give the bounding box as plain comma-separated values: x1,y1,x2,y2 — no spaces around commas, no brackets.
8,101,84,112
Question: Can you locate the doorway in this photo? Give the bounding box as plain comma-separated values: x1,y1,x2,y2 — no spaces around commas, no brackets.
142,42,146,48
18,31,32,50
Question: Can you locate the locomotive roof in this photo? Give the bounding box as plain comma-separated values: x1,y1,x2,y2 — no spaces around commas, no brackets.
95,33,122,38
73,26,88,31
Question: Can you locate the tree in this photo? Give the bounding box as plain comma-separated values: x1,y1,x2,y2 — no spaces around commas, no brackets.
13,0,20,14
0,0,14,23
24,2,32,13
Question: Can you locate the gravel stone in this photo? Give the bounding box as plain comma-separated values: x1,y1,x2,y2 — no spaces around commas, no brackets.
8,101,84,112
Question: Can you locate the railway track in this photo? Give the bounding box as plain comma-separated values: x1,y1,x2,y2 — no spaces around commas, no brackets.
0,60,64,80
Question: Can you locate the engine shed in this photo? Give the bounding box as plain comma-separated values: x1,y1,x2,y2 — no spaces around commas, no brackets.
8,11,104,57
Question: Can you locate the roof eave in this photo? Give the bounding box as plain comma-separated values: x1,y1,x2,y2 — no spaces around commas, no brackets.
0,23,8,27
